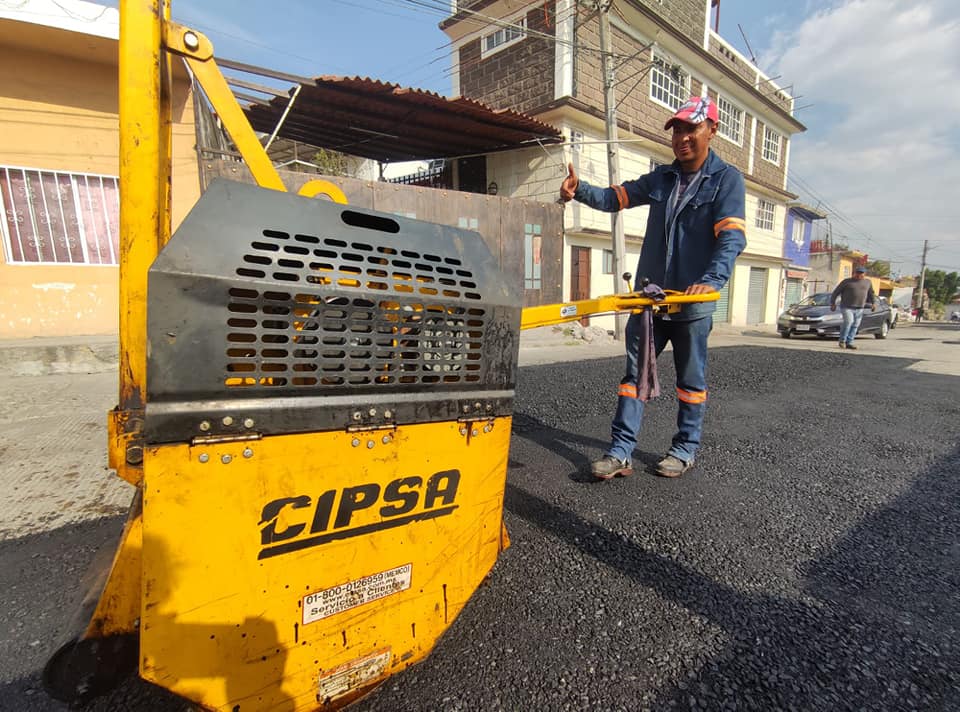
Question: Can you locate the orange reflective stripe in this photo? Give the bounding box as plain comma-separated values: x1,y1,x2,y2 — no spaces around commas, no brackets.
713,217,746,238
618,383,638,398
612,184,629,210
676,387,707,403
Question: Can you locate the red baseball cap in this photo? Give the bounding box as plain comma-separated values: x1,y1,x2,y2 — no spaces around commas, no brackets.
664,96,719,129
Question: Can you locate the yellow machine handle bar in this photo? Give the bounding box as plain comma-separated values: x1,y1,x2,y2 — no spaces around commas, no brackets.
519,290,719,331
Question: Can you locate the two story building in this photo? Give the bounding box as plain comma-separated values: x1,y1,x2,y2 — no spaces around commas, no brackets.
441,0,806,326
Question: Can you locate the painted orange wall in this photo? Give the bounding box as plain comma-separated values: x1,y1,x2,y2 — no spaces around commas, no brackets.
0,32,200,338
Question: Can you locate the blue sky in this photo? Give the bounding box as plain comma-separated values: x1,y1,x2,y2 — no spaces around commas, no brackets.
112,0,960,276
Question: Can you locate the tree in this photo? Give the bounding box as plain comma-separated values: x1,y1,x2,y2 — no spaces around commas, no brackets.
865,260,890,277
919,270,960,305
312,148,350,176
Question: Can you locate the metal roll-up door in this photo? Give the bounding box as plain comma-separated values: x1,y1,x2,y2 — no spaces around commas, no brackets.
784,277,803,307
714,282,731,323
746,267,768,324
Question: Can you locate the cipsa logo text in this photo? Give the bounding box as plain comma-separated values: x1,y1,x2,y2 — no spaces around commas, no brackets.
257,469,460,560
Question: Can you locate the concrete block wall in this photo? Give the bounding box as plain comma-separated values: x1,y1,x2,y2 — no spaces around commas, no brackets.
631,0,707,45
458,2,556,115
752,120,788,189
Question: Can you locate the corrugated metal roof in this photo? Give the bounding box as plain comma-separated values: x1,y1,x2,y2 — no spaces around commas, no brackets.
242,75,563,163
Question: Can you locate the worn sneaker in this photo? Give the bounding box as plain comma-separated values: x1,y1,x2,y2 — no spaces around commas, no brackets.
655,454,693,478
846,343,857,350
591,455,632,480
838,341,846,349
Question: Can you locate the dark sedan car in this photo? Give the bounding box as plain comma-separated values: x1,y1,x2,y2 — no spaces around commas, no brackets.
777,292,892,339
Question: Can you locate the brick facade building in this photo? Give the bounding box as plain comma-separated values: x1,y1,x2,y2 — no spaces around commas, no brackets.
442,0,807,326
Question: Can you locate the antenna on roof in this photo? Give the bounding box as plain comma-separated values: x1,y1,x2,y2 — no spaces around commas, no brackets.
738,23,758,65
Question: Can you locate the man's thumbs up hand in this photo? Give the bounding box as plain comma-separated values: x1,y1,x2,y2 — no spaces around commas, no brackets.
559,162,579,203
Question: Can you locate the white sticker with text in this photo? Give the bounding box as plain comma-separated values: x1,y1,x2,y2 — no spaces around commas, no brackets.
317,648,391,701
560,304,578,317
302,563,412,625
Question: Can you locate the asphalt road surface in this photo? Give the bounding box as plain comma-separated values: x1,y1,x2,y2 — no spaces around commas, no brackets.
1,339,958,711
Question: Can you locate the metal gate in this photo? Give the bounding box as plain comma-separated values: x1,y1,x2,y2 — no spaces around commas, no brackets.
746,267,768,324
784,277,803,308
714,282,731,323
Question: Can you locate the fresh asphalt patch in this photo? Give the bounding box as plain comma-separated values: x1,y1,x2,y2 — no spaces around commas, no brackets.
2,345,957,711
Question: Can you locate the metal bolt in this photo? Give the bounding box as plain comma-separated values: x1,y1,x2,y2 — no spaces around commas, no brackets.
199,420,211,432
199,453,209,463
242,448,253,459
368,408,377,417
474,402,481,411
351,438,361,447
460,427,468,436
471,429,479,437
462,405,470,414
483,424,492,433
366,440,375,449
384,410,392,419
382,435,391,444
485,404,493,412
222,416,234,426
183,30,200,51
243,418,254,429
221,454,232,464
125,445,143,465
353,412,362,421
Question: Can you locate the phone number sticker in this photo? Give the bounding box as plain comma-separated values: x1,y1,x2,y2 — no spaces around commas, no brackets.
302,563,412,625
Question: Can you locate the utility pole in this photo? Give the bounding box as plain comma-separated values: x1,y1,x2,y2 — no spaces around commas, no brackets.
598,0,628,339
917,239,929,308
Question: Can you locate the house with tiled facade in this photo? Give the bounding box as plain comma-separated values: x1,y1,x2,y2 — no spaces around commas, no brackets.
441,0,806,326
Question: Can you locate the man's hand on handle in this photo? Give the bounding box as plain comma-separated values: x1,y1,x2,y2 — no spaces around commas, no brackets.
560,163,579,203
684,283,714,295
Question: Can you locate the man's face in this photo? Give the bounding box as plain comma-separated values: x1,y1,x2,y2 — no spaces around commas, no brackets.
854,271,865,279
671,120,717,169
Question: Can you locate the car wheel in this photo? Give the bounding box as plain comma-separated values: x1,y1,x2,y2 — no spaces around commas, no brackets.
780,331,791,339
875,320,889,339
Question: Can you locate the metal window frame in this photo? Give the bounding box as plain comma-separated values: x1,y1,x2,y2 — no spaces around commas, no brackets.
0,164,121,266
755,198,775,231
649,51,689,112
762,125,782,165
716,95,744,146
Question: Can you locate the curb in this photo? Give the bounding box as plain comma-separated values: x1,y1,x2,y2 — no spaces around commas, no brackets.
0,337,118,376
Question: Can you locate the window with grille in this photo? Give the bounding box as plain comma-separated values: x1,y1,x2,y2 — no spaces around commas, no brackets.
482,15,527,58
524,223,541,289
762,126,782,165
0,166,119,265
650,52,690,111
570,130,584,153
756,198,775,231
649,157,667,172
717,96,744,145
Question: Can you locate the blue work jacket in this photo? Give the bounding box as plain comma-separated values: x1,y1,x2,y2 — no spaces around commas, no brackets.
573,149,747,320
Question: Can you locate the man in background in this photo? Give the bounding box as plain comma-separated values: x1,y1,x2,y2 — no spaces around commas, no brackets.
916,289,930,323
831,266,876,350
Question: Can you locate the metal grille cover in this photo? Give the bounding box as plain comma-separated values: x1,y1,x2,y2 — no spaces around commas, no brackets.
146,180,520,443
